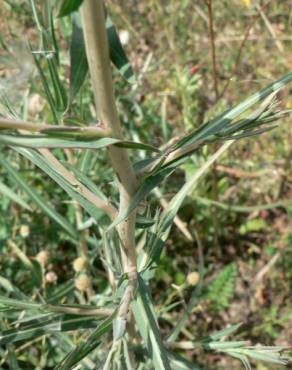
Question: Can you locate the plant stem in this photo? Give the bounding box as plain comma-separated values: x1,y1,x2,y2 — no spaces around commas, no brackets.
205,0,219,100
80,0,137,304
0,117,112,137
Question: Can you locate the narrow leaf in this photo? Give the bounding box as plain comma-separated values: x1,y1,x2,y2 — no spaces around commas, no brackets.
145,141,233,269
59,0,83,17
0,133,160,152
200,323,242,343
70,12,88,100
132,276,172,370
106,14,136,83
0,180,31,210
172,72,292,152
107,165,175,232
14,148,106,222
0,155,77,239
67,12,135,84
56,315,114,370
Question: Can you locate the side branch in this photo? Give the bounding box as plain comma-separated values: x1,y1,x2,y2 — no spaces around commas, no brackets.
0,117,112,138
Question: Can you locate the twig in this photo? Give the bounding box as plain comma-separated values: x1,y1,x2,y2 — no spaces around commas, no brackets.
219,0,273,99
0,117,111,137
216,164,260,178
256,3,284,53
42,304,114,317
205,0,219,100
255,252,280,282
154,188,194,241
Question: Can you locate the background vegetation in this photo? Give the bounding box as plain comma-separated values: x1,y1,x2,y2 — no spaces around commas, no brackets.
0,0,291,369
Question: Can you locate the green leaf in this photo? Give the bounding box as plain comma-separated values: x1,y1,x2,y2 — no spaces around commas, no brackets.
0,155,78,239
106,14,136,84
59,0,83,17
169,72,292,162
0,314,100,345
68,12,136,84
0,180,31,210
206,263,237,311
132,275,172,370
136,215,156,229
70,12,88,100
200,323,242,343
0,134,119,149
62,162,108,201
168,352,203,370
205,341,247,350
0,296,40,311
30,46,59,123
239,218,267,234
0,133,160,152
45,51,68,113
14,147,105,222
56,315,114,370
145,141,233,269
107,165,175,232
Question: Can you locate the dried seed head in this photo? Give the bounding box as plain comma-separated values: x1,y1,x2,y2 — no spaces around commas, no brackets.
187,271,200,286
28,93,45,115
45,271,57,284
119,30,129,45
36,250,50,266
73,256,87,272
75,274,91,292
241,0,251,7
20,225,30,238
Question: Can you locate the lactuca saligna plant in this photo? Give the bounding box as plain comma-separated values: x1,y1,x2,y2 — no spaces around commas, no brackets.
0,0,291,369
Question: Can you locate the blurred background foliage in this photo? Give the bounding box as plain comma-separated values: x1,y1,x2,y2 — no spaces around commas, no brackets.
0,0,291,369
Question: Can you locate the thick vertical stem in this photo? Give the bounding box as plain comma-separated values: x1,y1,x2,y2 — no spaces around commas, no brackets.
80,0,137,285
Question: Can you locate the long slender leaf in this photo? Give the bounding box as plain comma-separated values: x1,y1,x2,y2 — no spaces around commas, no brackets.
14,147,106,222
132,275,172,370
168,352,203,370
68,12,135,85
172,72,292,152
199,323,242,343
30,48,59,123
0,180,31,210
63,162,108,201
106,14,136,83
0,155,77,239
45,53,68,113
145,141,233,269
0,133,160,152
56,315,114,370
59,0,83,17
70,12,88,100
0,315,101,345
